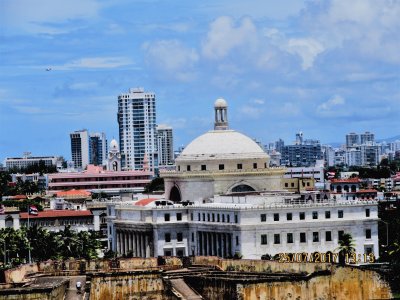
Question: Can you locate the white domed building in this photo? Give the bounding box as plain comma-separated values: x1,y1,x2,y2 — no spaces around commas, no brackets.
162,99,285,202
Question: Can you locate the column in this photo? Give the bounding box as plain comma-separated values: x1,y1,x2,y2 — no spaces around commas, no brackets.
208,232,212,256
124,231,129,255
145,234,149,258
198,232,202,256
129,232,133,254
222,233,227,258
203,232,207,256
228,234,232,257
213,233,217,256
116,231,120,254
217,233,222,257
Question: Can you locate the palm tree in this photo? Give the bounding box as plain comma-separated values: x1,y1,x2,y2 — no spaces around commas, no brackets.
335,233,356,265
388,242,400,265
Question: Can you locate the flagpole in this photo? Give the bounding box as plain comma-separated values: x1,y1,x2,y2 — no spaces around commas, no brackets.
27,205,31,264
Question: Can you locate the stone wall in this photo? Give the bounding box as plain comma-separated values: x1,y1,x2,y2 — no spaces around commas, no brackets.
88,270,174,300
3,263,39,284
193,257,331,274
0,278,68,300
237,267,392,300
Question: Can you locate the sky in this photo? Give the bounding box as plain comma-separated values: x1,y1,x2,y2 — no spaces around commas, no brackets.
1,0,399,161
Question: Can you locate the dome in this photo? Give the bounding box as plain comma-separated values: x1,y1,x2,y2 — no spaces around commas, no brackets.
177,130,268,162
110,139,119,151
214,98,228,108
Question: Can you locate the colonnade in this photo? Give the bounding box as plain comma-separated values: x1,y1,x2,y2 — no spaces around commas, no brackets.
197,231,233,257
116,229,152,257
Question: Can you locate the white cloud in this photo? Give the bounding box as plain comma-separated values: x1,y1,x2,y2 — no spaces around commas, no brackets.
316,95,349,117
285,38,325,70
55,57,133,70
238,98,265,119
281,102,300,116
142,40,199,81
202,16,258,59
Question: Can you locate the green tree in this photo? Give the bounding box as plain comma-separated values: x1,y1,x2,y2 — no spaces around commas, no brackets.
336,233,356,265
144,177,164,193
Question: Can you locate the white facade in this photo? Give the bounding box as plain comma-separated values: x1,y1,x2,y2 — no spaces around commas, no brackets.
345,148,362,166
117,88,157,171
107,196,379,260
4,155,60,170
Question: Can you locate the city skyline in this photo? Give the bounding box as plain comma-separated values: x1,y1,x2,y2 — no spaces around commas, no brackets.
1,0,400,160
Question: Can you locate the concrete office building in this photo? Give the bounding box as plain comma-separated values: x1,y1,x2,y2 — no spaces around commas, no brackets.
89,132,107,166
117,88,157,171
70,129,90,170
157,125,174,167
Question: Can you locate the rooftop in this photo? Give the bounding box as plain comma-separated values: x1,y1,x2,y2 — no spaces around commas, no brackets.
20,210,92,219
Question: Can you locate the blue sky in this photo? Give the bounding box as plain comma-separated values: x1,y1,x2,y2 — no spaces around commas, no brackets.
1,0,399,161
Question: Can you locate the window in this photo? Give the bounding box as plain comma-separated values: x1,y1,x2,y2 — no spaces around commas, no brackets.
326,231,332,242
236,236,239,245
338,230,344,241
299,212,305,220
177,213,182,221
274,234,280,244
165,233,171,242
187,165,191,171
285,182,289,187
219,164,224,170
291,182,295,187
222,214,225,222
366,229,371,239
274,213,279,221
217,214,220,222
212,213,215,222
313,232,319,242
338,210,344,218
177,232,183,242
253,163,257,169
202,213,205,221
164,213,170,221
191,213,193,221
287,233,293,243
261,214,267,222
325,211,331,219
312,211,318,219
207,214,210,222
366,209,370,217
191,232,194,242
227,215,230,223
300,232,306,243
287,213,292,221
237,163,243,169
261,234,268,245
235,215,238,223
201,165,207,171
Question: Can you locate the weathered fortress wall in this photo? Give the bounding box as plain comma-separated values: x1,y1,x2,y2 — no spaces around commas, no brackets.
188,258,392,300
88,270,175,300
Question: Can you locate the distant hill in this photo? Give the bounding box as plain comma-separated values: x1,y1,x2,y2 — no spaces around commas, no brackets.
378,135,400,143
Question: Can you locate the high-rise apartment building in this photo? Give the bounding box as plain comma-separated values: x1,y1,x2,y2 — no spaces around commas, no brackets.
360,131,375,145
157,125,174,167
89,132,107,166
70,129,89,169
117,88,157,171
281,133,323,167
346,132,359,148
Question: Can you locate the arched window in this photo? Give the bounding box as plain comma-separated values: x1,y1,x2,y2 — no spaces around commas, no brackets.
231,184,255,193
344,185,349,192
336,185,342,193
351,185,357,192
169,186,181,202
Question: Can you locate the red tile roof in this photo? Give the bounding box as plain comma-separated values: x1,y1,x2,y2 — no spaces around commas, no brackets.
134,198,158,206
20,210,92,219
9,195,27,200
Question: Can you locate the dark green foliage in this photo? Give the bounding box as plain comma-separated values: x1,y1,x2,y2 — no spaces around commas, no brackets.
0,226,101,268
144,177,164,193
